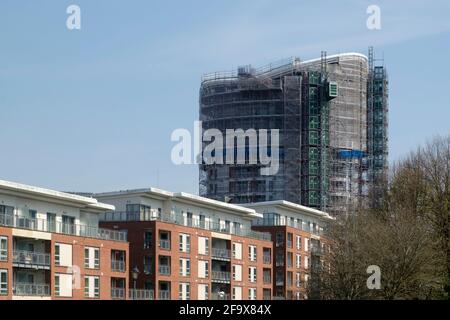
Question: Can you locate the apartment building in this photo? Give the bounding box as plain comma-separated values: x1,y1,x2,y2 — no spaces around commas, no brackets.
0,179,129,300
96,188,273,300
246,201,333,300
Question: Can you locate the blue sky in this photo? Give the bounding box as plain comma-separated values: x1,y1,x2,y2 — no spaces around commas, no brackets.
1,0,449,194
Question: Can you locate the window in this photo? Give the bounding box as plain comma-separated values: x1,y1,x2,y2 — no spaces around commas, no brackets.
248,288,257,300
179,234,191,253
287,233,293,248
84,276,100,298
198,284,209,300
296,273,301,287
198,237,209,255
296,254,301,269
179,283,190,300
55,275,60,296
232,242,242,260
143,256,153,274
144,231,152,249
179,258,190,276
84,247,100,269
304,256,309,269
248,245,257,262
0,269,7,295
0,237,7,261
55,244,60,266
62,215,75,234
232,265,242,281
55,243,72,267
296,236,302,250
276,232,284,247
287,252,293,268
248,266,257,283
232,286,242,300
198,260,209,278
47,213,56,232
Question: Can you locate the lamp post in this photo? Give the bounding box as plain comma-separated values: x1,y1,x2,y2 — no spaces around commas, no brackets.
132,266,139,300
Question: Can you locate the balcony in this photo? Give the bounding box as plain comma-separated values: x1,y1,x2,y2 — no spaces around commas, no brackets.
263,255,271,264
159,240,170,250
159,290,170,300
0,213,127,242
211,292,230,300
211,271,231,283
275,260,284,267
111,260,126,272
310,246,324,256
158,265,170,275
252,217,323,236
101,211,271,242
111,288,125,299
13,250,50,269
129,289,154,300
13,283,50,297
211,248,230,261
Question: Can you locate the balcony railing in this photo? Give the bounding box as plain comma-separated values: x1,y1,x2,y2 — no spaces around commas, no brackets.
310,246,324,255
129,289,154,300
0,213,127,242
211,271,231,282
211,248,230,260
276,260,284,267
211,292,230,300
252,217,324,236
13,283,50,296
111,260,126,272
159,290,170,300
13,250,50,266
111,288,125,299
159,240,170,250
263,255,271,264
100,211,271,242
158,265,170,275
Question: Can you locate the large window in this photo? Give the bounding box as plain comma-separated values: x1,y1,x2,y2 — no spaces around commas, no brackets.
0,237,7,261
179,258,190,276
144,231,152,249
84,276,100,298
55,244,60,266
46,213,56,232
0,269,7,295
248,245,257,262
179,234,191,253
84,247,100,269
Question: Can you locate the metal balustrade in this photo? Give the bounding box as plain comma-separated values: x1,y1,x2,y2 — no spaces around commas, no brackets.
129,289,154,300
211,292,230,300
158,265,170,275
13,250,50,266
111,260,126,272
159,240,171,250
100,211,271,242
0,213,127,242
211,248,231,260
211,271,231,282
111,288,125,299
158,290,170,300
13,283,50,296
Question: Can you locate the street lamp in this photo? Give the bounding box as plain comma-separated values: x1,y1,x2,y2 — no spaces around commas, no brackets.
132,266,139,299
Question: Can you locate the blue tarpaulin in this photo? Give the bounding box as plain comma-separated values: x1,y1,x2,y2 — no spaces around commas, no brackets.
337,149,366,159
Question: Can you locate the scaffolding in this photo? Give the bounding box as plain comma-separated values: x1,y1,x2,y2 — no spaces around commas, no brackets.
199,50,388,216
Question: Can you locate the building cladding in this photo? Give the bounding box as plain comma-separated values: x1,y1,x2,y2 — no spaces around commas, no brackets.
199,49,388,215
0,179,129,300
96,188,332,300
